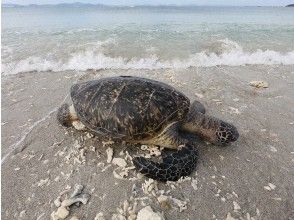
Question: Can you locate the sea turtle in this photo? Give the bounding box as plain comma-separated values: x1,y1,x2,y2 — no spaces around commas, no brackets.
57,76,239,182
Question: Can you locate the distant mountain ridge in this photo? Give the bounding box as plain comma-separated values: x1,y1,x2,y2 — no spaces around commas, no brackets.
286,4,294,7
2,3,108,8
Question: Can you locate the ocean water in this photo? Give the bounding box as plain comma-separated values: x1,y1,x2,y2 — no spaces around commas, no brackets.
2,5,294,75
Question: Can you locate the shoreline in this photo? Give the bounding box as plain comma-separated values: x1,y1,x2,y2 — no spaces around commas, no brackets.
2,65,294,219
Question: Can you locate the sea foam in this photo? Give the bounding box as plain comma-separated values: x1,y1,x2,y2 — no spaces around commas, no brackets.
2,39,294,75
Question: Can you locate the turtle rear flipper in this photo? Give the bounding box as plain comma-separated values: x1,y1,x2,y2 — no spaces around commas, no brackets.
57,103,71,127
57,104,79,127
133,144,198,182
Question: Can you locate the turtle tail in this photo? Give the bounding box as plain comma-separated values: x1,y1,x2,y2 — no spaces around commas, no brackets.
57,103,72,127
133,144,198,182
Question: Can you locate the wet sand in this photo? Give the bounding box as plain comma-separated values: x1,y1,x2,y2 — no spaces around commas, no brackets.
1,65,294,219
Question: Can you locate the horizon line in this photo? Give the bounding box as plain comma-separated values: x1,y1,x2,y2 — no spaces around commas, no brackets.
2,2,291,7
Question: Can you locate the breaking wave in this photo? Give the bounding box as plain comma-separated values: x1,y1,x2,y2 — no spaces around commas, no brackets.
2,39,294,75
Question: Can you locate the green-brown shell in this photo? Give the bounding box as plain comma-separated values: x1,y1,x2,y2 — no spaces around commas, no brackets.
71,76,190,141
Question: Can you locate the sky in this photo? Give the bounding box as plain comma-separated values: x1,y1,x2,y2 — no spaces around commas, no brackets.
2,0,293,6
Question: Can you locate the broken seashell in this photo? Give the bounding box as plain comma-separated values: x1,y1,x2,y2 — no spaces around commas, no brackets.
61,193,90,207
249,81,268,88
112,158,127,168
51,206,69,220
72,121,86,130
136,206,164,220
106,147,114,163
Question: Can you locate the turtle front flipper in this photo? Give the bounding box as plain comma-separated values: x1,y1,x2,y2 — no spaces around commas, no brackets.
133,144,198,182
142,122,188,150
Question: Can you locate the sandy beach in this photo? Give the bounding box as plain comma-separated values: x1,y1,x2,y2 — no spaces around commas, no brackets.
1,65,294,219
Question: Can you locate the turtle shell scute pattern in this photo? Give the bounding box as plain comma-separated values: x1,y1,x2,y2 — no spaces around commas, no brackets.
70,76,190,140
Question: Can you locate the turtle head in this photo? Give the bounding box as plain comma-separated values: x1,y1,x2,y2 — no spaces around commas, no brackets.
57,103,72,127
182,112,239,145
215,121,239,145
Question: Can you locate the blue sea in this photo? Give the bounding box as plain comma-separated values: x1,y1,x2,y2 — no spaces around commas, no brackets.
2,5,294,75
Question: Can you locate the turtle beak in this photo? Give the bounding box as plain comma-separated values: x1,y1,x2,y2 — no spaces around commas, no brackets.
231,128,239,142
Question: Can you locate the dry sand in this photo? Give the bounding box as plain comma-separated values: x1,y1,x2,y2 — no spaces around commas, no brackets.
1,65,294,219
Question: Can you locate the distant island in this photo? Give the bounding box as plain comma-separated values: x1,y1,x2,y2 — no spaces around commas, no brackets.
2,3,107,8
286,4,294,7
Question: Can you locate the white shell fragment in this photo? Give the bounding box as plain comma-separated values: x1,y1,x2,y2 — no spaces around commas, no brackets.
69,105,78,119
102,140,114,147
269,146,278,152
157,195,171,210
157,195,169,204
148,146,161,157
249,81,269,88
72,121,86,130
142,179,158,195
19,210,26,218
141,145,148,150
177,176,191,183
140,145,161,158
233,201,241,211
171,197,187,212
112,158,127,168
136,206,165,220
54,197,62,207
51,206,69,220
111,199,138,220
106,147,114,163
94,212,105,220
86,132,94,139
226,212,236,220
191,178,198,190
36,178,50,187
194,92,204,99
264,183,276,191
228,106,241,115
113,169,129,179
111,214,126,220
268,183,276,190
